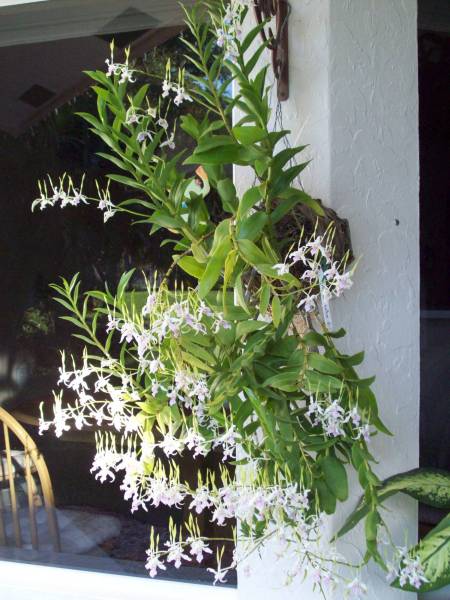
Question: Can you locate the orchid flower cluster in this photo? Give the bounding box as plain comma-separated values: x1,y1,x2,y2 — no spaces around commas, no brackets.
306,396,371,444
31,174,87,212
36,272,381,596
213,1,245,60
31,59,196,220
32,174,118,222
105,46,136,84
386,549,428,590
274,229,354,318
121,56,191,150
126,64,193,150
161,63,193,108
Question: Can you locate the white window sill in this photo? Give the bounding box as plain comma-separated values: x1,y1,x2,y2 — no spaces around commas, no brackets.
0,560,238,600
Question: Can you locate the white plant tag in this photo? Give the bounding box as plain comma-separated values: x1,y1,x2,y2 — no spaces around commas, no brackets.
319,269,333,331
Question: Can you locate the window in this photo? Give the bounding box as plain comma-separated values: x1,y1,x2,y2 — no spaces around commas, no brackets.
0,0,235,590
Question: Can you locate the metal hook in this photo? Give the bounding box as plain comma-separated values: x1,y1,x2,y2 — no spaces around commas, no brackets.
253,0,290,101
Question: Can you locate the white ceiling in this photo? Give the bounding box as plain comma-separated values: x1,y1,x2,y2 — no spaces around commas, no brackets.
0,0,189,46
0,1,190,135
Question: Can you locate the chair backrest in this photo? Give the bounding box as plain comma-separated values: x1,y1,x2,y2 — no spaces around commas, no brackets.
0,406,60,551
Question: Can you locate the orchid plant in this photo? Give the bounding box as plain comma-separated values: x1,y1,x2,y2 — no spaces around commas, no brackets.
31,1,446,597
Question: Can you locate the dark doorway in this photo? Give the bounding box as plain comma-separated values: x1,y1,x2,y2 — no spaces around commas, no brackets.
418,0,450,533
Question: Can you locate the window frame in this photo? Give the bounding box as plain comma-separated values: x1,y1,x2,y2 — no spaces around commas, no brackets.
0,559,238,599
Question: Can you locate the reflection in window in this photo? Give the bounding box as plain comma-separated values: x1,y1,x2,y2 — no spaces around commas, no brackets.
0,0,234,584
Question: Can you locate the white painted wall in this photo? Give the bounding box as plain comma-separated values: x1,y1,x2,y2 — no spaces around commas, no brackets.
236,1,420,599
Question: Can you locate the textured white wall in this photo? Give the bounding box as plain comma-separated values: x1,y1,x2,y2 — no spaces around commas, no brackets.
236,1,419,599
329,1,420,599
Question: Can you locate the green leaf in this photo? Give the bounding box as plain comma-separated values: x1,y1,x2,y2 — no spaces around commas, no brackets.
316,478,337,514
76,111,103,130
357,386,380,420
84,69,113,88
371,414,393,436
254,158,269,178
210,218,231,254
237,239,270,266
179,338,216,367
72,333,96,346
117,269,135,299
253,65,269,98
133,83,150,108
303,371,342,393
196,134,235,153
302,330,328,347
244,387,277,446
184,145,241,166
365,510,380,542
233,273,251,315
271,294,281,327
295,193,326,216
271,145,308,174
259,283,271,315
237,212,268,241
308,353,343,375
176,256,206,279
96,152,129,171
319,455,349,502
217,178,238,213
383,469,450,509
344,351,365,366
269,164,310,200
181,351,213,373
270,194,304,224
287,349,305,369
327,327,347,338
263,370,298,392
148,211,182,231
232,125,267,145
240,20,267,54
223,249,238,292
351,445,366,470
180,114,201,140
60,315,84,329
198,239,231,298
236,320,267,338
243,41,269,75
237,186,262,218
52,297,75,312
198,223,232,299
276,188,325,217
338,468,450,539
185,142,264,167
106,173,148,192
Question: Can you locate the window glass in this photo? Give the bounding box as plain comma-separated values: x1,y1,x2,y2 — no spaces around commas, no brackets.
0,0,234,584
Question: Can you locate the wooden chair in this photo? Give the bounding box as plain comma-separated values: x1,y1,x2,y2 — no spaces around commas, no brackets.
0,406,60,552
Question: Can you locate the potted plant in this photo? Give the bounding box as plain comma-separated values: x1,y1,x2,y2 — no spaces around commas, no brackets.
33,1,449,596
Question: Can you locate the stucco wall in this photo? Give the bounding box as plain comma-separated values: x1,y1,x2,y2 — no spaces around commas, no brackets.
329,1,420,598
236,1,420,598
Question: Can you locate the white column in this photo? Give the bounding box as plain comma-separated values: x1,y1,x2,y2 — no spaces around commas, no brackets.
235,1,419,599
328,0,420,594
